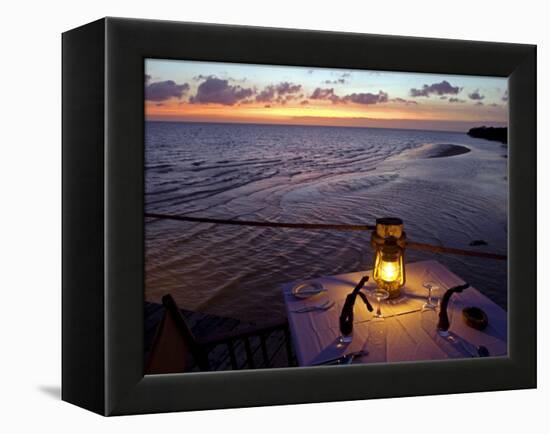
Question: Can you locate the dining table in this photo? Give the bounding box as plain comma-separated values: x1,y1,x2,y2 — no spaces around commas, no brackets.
282,260,508,366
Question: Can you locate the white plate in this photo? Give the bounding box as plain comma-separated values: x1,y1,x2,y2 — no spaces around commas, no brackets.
291,281,326,299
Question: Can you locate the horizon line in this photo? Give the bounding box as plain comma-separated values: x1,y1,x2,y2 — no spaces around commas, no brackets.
144,117,507,134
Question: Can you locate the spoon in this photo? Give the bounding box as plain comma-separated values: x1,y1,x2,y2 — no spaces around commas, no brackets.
291,300,335,313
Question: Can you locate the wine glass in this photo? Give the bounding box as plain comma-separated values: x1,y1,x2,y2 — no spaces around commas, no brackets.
420,269,446,338
373,288,389,318
422,281,440,311
421,270,441,311
438,294,464,337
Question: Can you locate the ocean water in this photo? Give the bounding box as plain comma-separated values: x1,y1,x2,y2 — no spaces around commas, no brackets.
145,121,508,321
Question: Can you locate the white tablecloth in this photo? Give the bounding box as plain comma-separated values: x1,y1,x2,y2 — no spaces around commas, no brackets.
282,260,507,366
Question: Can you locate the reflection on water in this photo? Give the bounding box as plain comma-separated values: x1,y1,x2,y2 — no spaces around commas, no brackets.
145,122,507,321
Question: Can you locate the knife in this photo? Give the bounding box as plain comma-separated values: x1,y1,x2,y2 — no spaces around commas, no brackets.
311,350,369,366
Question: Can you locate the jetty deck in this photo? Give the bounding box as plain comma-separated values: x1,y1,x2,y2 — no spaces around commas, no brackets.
145,301,297,371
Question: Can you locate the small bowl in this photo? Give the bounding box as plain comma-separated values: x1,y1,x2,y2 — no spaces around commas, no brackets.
462,306,488,330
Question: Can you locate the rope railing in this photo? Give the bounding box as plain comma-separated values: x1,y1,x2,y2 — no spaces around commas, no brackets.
144,212,507,261
145,212,376,232
405,241,506,261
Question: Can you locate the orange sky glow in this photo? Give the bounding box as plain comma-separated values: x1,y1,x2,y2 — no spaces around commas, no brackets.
145,59,508,132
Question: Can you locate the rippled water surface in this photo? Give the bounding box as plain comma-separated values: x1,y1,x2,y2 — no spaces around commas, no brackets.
145,121,507,321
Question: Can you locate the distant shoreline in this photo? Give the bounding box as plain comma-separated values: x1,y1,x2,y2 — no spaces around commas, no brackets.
467,126,507,144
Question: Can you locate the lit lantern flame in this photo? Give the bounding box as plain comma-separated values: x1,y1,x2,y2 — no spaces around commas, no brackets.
379,260,399,282
371,217,407,299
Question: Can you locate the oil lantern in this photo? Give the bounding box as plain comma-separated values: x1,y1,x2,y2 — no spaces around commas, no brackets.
371,217,406,299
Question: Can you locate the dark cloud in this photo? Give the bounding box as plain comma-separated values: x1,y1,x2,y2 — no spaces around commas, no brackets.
310,88,390,105
448,97,466,103
391,97,418,105
275,82,302,95
502,90,508,102
468,90,485,100
190,77,254,105
440,96,448,100
475,101,484,106
193,74,247,83
309,87,341,103
256,82,301,103
410,80,461,97
489,103,500,107
256,85,276,103
323,72,350,85
343,91,389,105
193,74,214,81
324,78,346,85
310,87,335,99
145,80,190,101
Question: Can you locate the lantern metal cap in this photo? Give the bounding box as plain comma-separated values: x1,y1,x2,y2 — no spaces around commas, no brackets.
376,217,403,226
375,217,405,240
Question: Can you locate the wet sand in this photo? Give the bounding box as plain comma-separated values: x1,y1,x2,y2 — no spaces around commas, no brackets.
393,143,471,160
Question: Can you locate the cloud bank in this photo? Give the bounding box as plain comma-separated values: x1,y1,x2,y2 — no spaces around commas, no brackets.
145,80,190,101
410,80,461,97
190,77,254,105
309,88,390,105
468,89,485,101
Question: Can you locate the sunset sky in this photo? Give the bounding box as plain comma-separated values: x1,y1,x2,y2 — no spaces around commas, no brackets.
145,59,508,132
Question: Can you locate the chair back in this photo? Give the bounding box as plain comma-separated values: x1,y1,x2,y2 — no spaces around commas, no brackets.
145,294,208,374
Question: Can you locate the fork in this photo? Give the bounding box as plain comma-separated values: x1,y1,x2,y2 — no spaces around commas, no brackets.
291,300,335,313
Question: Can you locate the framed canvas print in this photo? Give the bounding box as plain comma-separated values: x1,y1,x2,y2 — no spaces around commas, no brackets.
62,17,536,415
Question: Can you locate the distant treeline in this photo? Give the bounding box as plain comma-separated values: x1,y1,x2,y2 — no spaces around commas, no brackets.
467,126,507,144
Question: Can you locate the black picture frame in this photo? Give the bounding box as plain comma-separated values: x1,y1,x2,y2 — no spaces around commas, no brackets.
62,17,536,416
